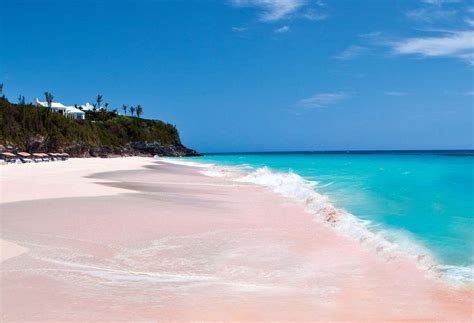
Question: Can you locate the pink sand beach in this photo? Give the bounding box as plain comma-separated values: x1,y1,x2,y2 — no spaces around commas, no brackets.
0,157,472,321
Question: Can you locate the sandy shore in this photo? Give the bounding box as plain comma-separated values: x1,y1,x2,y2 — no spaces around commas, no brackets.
0,157,472,321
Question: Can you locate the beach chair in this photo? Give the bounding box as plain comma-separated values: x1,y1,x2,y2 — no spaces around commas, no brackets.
18,152,33,163
32,153,44,162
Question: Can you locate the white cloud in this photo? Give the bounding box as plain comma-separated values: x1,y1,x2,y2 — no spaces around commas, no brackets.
406,7,457,22
334,45,368,60
298,92,348,108
231,0,305,21
232,26,248,32
301,9,328,21
465,19,474,27
391,31,474,65
406,0,460,23
420,0,460,5
275,25,290,33
384,91,407,96
230,0,327,22
315,0,325,7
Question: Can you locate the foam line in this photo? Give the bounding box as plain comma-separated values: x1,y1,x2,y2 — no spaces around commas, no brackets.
165,158,473,284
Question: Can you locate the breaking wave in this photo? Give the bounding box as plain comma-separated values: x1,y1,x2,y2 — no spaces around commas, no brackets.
156,157,473,284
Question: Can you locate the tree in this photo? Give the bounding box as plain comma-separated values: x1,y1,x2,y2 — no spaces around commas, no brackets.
130,106,135,117
96,94,103,110
18,95,26,105
136,104,143,118
104,102,109,111
122,104,127,116
44,92,54,111
0,83,3,96
93,103,97,112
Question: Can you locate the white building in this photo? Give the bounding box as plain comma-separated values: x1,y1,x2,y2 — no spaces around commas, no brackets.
80,102,96,111
32,98,86,120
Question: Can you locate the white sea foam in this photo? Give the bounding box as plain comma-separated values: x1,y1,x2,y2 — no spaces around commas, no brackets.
159,158,473,284
155,156,214,168
234,167,436,267
439,265,474,284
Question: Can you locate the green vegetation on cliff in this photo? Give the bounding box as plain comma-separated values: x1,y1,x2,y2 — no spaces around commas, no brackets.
0,97,187,155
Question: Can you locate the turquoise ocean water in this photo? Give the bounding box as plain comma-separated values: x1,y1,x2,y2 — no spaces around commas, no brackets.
185,151,474,282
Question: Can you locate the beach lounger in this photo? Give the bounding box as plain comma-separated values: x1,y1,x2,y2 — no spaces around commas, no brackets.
17,152,33,163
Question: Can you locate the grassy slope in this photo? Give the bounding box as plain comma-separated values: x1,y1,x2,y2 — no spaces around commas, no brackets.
0,98,182,152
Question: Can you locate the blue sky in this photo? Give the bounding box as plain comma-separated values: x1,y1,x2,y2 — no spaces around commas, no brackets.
1,0,473,152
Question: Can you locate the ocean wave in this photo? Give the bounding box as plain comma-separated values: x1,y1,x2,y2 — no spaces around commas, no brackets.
234,167,436,267
157,158,473,284
438,265,474,284
155,157,215,168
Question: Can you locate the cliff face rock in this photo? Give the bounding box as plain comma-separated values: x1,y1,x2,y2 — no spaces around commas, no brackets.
64,141,201,158
128,141,200,157
1,141,201,158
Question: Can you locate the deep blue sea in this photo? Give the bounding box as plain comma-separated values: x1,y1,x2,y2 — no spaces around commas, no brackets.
184,151,474,282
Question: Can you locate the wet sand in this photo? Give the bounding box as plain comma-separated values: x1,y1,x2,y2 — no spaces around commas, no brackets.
0,157,472,321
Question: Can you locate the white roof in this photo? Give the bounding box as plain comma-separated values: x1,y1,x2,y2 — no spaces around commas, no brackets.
65,106,85,115
32,99,85,115
33,98,66,109
33,98,67,109
80,102,96,111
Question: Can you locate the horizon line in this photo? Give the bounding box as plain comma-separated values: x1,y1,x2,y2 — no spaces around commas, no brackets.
200,149,474,155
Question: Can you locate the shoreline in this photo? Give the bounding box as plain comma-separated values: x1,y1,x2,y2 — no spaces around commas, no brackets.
1,157,472,321
165,158,474,286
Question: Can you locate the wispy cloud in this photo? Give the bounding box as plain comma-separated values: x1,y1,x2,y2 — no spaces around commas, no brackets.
334,45,368,60
406,8,457,22
232,26,248,32
420,0,461,5
406,0,459,23
298,92,348,108
464,90,474,96
301,9,328,21
384,91,407,96
355,1,473,66
230,0,305,21
391,30,474,65
275,25,290,33
230,0,327,22
465,19,474,27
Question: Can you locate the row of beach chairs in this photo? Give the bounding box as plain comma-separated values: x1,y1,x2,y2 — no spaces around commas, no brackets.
0,152,70,164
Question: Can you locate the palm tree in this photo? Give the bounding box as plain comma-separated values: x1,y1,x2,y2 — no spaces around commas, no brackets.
93,103,97,112
0,83,3,96
18,95,25,105
136,104,143,118
44,92,54,111
96,94,103,110
104,102,109,111
122,104,127,116
130,106,135,117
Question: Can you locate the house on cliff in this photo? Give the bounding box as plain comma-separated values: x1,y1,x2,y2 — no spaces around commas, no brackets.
32,98,86,120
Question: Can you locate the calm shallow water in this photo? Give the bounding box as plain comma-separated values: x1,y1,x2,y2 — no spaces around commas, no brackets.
190,152,474,272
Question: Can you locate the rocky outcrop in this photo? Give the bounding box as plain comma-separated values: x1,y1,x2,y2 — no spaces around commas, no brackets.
0,141,201,158
128,141,200,157
65,141,200,158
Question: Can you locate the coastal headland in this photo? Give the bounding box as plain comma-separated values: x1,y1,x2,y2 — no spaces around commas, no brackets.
0,157,472,321
0,97,200,158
